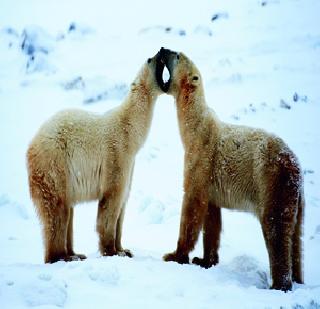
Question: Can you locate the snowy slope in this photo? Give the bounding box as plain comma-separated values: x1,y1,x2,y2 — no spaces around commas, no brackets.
0,0,319,308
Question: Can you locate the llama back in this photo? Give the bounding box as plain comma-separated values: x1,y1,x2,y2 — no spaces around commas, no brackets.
210,122,301,216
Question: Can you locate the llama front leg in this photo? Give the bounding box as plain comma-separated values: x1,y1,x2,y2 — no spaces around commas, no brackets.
97,187,125,256
115,207,132,257
115,163,134,257
163,191,208,264
192,202,221,268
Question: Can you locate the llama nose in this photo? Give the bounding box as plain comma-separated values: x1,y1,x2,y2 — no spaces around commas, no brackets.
160,47,166,57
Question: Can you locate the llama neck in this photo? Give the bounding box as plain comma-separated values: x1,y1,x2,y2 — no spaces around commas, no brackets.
175,86,218,148
122,83,157,148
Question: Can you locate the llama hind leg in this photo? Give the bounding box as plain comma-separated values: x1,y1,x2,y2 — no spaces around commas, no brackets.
29,175,69,262
261,203,296,291
292,192,304,284
39,198,69,263
66,207,86,261
193,203,221,268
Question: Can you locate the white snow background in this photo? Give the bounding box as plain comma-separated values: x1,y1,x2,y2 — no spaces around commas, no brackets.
0,0,319,308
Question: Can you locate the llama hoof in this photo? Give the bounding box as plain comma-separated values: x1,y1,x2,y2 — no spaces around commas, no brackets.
102,248,133,258
102,248,117,257
192,257,214,269
117,249,133,258
270,281,292,292
192,254,218,269
163,251,189,264
46,250,87,263
46,253,69,264
68,253,87,261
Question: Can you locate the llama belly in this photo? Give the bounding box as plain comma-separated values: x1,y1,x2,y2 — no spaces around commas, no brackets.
209,181,258,215
67,155,104,203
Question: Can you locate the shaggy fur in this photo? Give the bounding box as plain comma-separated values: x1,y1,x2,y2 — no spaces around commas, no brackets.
160,50,304,291
27,53,162,263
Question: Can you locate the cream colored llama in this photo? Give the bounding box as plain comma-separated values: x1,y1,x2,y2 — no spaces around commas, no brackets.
27,51,163,263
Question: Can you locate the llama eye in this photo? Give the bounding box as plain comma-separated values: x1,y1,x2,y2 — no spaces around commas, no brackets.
147,58,152,63
193,76,199,81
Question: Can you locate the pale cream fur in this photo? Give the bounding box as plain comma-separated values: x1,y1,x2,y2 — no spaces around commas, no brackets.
27,54,161,263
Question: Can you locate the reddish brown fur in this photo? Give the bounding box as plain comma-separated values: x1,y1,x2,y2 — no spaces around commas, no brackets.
178,75,196,104
163,52,304,291
193,203,221,268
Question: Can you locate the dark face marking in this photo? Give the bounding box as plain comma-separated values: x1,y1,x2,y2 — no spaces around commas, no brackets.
155,48,171,92
155,57,168,92
147,58,152,63
155,47,180,92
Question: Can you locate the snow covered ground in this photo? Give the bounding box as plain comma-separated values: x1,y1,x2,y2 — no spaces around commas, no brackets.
1,0,319,307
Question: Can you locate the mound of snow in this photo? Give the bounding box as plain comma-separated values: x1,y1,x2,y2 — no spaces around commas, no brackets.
20,25,56,73
62,75,128,103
